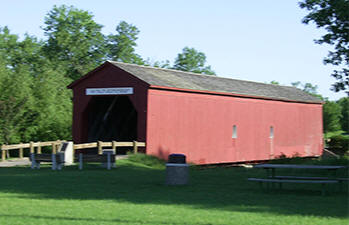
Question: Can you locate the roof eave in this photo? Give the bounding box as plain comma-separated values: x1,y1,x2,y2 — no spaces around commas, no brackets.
149,85,324,104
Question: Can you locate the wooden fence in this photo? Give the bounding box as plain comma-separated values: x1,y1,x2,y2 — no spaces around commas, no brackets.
1,140,146,161
74,141,146,154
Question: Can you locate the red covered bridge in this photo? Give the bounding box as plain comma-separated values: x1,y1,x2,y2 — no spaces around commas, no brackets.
68,61,323,165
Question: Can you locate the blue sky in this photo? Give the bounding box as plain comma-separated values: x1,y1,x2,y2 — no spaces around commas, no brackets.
1,0,346,100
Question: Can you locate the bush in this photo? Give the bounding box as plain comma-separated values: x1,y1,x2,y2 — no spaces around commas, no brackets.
126,153,166,169
326,134,349,155
271,154,349,166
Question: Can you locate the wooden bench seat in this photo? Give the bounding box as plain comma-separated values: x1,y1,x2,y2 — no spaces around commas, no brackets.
269,176,349,183
270,175,332,180
337,178,349,181
248,178,338,184
248,178,338,195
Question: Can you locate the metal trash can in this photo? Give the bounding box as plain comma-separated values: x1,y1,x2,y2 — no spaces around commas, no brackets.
165,154,189,185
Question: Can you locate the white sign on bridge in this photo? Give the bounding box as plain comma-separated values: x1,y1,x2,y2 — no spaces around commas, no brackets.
86,87,134,95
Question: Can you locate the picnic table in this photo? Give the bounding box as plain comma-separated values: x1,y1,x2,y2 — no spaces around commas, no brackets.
248,164,347,195
30,153,64,170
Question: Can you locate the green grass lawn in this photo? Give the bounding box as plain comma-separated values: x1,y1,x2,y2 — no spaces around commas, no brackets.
0,155,348,225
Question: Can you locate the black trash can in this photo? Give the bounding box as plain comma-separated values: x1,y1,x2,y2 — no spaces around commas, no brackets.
165,154,189,185
168,154,186,164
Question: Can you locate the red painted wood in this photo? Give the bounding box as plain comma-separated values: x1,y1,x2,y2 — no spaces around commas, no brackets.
146,89,323,164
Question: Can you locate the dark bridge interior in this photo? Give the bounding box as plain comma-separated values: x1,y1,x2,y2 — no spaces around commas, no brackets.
87,96,137,142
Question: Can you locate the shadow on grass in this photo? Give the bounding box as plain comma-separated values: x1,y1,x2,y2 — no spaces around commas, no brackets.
0,163,348,219
0,214,212,225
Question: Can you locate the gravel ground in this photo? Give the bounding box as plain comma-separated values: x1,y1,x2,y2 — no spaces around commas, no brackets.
0,155,129,167
0,158,31,167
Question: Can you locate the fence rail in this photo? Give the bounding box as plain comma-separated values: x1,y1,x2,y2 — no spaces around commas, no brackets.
1,140,146,161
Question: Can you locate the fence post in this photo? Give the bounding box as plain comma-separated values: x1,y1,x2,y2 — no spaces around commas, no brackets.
98,141,103,155
19,143,23,159
1,145,5,161
133,141,138,154
57,140,61,152
73,143,76,156
30,142,34,154
52,143,56,154
112,141,117,154
37,142,41,154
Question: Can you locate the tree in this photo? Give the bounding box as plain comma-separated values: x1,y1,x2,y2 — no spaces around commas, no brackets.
323,100,342,132
31,65,72,141
0,26,19,66
173,47,215,75
291,81,324,99
144,58,171,69
0,27,40,144
107,21,144,65
338,97,349,133
299,0,349,95
42,5,106,81
0,26,72,145
0,27,42,71
0,60,34,145
270,80,280,85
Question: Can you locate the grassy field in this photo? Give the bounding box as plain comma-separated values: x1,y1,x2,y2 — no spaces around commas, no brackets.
0,154,348,225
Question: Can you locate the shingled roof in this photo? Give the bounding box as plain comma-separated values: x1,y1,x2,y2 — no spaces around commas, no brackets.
108,61,322,103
